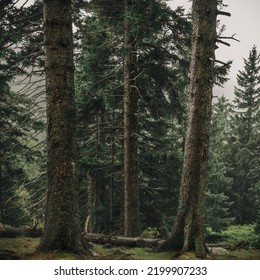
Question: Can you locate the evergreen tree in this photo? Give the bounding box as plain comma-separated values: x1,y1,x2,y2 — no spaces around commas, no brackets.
158,0,218,258
75,0,191,235
206,96,234,232
38,0,89,253
229,46,260,224
0,0,45,226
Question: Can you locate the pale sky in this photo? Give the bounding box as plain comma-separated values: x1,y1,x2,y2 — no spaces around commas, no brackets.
168,0,260,100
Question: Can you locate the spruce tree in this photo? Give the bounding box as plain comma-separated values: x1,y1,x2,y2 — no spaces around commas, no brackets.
229,46,260,224
206,96,234,232
38,0,89,253
75,0,191,235
0,0,45,226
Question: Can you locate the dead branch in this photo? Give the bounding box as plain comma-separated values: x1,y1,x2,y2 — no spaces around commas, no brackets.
216,39,230,47
215,59,228,65
217,10,231,17
218,33,240,42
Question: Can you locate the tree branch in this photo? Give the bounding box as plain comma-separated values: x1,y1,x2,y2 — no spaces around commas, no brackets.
217,10,231,17
215,59,228,65
218,33,240,42
216,39,230,47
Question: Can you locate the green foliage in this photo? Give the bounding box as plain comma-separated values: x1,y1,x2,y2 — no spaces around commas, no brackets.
141,227,161,239
220,225,260,249
227,46,260,224
1,0,258,243
75,0,190,234
0,0,45,227
206,96,234,232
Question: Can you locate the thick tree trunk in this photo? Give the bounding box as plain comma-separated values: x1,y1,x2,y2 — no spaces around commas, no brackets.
123,0,140,237
38,0,88,253
158,0,217,258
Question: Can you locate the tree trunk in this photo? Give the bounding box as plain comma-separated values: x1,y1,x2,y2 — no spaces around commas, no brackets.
158,0,217,258
123,0,140,237
0,164,4,224
85,172,95,233
37,0,88,253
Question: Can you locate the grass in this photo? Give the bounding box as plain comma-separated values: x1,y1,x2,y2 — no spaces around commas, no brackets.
0,237,39,257
0,224,259,260
94,245,172,260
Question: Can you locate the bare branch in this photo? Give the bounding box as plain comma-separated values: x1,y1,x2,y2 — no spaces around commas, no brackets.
218,33,240,42
215,59,228,65
216,39,230,47
217,10,231,17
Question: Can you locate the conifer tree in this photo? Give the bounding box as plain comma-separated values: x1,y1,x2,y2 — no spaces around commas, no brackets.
0,0,45,226
75,0,191,235
38,0,89,253
206,96,234,232
229,46,260,224
158,0,218,258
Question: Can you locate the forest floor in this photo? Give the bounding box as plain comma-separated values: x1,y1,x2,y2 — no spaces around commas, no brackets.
0,237,259,260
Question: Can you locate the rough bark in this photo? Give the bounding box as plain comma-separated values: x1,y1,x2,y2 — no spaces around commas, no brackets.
0,165,3,224
85,172,95,233
37,0,88,253
123,0,140,237
158,0,217,258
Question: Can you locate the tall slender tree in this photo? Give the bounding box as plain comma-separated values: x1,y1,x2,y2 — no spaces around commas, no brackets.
123,0,140,237
228,46,260,224
38,0,88,253
74,0,191,235
206,96,234,232
158,0,219,257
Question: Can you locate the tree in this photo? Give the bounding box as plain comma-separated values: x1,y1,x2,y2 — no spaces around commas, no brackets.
38,0,88,253
75,0,191,235
228,46,260,224
123,0,140,237
75,12,124,234
158,0,219,258
0,0,45,227
206,96,234,232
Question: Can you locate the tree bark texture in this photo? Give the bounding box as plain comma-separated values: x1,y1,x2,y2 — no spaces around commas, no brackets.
123,0,140,237
0,165,4,224
85,172,95,233
159,0,217,258
38,0,88,253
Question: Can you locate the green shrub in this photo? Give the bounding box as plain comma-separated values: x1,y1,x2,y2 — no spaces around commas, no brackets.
141,227,161,239
220,224,260,249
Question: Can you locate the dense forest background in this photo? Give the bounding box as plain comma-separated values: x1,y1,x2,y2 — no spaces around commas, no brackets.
0,0,259,252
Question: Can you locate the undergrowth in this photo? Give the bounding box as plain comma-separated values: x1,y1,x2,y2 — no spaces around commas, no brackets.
0,224,259,259
220,224,260,249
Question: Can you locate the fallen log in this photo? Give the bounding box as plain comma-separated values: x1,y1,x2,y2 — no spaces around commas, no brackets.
84,233,228,250
84,233,163,248
0,228,43,238
206,243,229,248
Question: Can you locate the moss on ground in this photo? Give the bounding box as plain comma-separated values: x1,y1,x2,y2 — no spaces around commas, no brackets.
0,237,259,260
